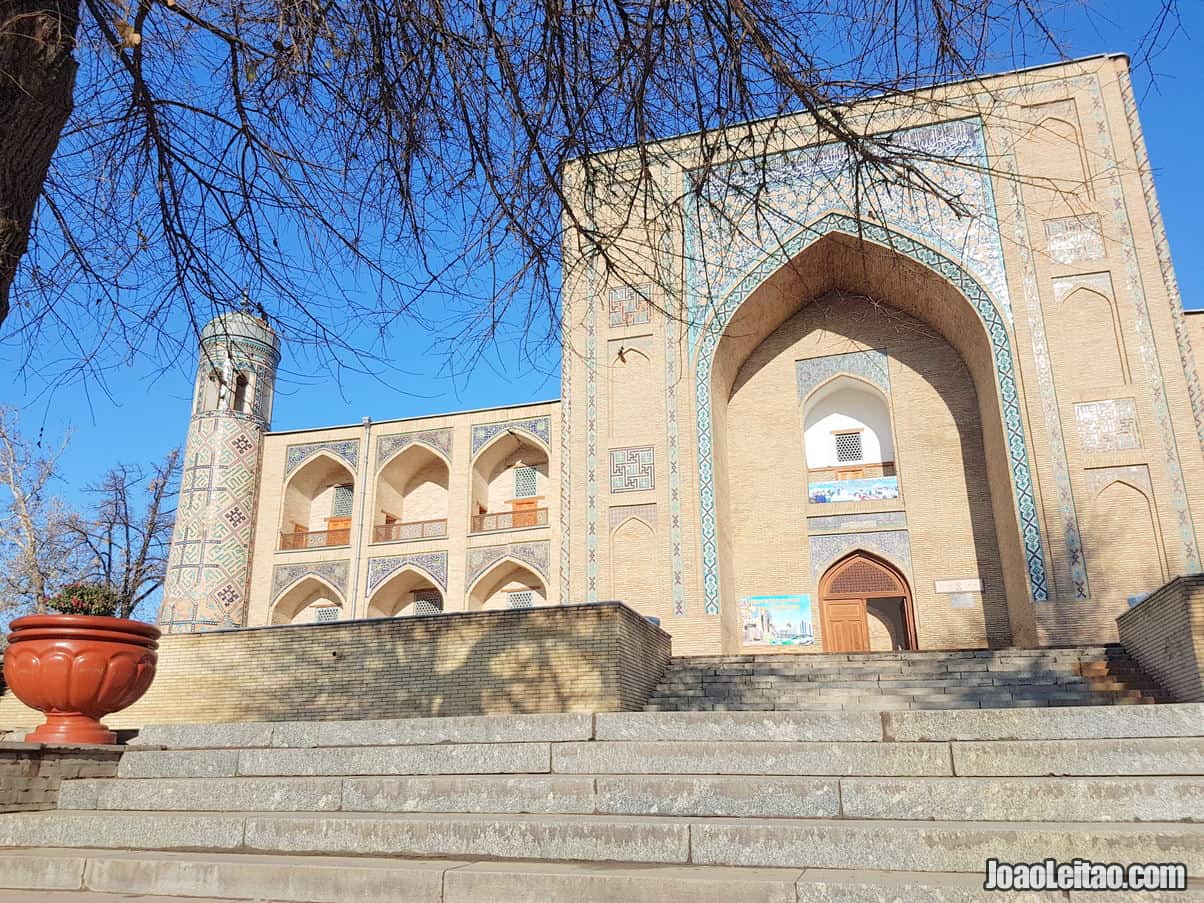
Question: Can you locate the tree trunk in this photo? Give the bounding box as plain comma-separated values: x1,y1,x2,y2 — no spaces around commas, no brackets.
0,0,80,328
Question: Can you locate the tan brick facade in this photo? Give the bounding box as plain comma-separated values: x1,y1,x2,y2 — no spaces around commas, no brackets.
163,55,1204,658
1,605,670,727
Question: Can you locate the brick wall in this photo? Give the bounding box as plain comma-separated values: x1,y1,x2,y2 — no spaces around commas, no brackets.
0,743,122,813
0,604,671,729
1117,575,1204,702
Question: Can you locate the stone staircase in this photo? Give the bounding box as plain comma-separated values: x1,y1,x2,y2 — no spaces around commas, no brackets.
1,705,1203,901
644,644,1170,712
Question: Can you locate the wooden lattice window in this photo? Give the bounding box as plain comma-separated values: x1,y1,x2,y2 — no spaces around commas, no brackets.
508,590,534,609
413,590,442,616
514,465,538,499
827,557,904,597
834,431,863,463
314,606,339,623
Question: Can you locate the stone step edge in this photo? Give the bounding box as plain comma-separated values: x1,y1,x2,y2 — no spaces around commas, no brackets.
54,774,1204,823
111,704,1204,750
13,848,1195,903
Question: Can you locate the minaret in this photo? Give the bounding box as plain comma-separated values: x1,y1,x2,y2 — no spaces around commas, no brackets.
159,310,280,633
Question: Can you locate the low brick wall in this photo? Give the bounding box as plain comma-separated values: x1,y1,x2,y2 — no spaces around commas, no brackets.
0,603,671,728
0,743,123,812
1117,575,1204,703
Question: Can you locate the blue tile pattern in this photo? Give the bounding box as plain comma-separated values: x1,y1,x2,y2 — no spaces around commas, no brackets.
470,417,551,457
366,551,449,593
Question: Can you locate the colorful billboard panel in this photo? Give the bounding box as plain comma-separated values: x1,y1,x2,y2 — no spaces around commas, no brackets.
740,594,814,647
808,476,900,503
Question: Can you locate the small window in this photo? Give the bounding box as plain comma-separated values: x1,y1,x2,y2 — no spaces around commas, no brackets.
413,590,442,616
314,606,339,623
331,484,354,518
514,465,538,499
834,431,863,463
233,374,249,412
507,590,534,609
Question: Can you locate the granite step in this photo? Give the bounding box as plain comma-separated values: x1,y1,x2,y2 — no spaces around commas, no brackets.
1,812,1201,875
9,849,1159,903
54,774,1204,822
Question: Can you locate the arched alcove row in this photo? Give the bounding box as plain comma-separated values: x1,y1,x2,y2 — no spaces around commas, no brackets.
280,453,356,549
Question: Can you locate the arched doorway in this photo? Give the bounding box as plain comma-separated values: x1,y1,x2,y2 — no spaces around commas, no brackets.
818,553,916,653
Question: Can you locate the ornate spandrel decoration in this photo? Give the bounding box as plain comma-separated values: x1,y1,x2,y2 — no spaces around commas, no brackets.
471,416,551,456
796,350,890,401
809,530,914,582
366,551,449,592
271,560,350,601
467,541,551,586
285,440,360,476
375,428,453,471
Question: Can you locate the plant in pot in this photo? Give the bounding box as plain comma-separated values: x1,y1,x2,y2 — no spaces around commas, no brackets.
2,584,160,744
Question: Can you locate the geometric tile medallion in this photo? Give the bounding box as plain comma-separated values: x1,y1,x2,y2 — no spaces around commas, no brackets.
609,284,652,328
1074,399,1141,454
610,446,655,492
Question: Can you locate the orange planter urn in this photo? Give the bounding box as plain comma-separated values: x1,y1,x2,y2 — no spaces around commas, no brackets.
3,615,161,745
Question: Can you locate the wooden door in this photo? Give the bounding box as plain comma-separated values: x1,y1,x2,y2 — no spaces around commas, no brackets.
325,516,351,545
510,498,539,528
822,599,870,652
819,552,916,653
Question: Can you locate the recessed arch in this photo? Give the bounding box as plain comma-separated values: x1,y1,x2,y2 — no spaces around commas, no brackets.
801,374,899,503
373,443,450,543
694,214,1048,627
280,452,357,549
471,430,549,533
466,558,548,611
818,551,917,653
367,565,446,618
270,575,345,625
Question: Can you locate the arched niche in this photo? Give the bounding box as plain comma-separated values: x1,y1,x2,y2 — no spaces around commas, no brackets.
366,565,445,618
374,444,450,542
280,453,356,549
471,431,549,533
1084,480,1167,615
701,225,1041,650
467,559,548,611
802,375,898,502
271,576,344,625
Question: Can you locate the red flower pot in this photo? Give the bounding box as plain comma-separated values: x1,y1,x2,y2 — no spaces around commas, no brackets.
3,615,160,745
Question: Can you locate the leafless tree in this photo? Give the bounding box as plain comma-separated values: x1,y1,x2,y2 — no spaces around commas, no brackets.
64,447,180,619
0,0,1183,383
0,406,83,616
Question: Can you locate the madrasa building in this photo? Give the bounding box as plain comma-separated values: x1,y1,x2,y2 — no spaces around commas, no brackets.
157,54,1204,658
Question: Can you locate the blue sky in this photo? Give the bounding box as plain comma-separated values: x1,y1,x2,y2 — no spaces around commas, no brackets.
2,1,1202,506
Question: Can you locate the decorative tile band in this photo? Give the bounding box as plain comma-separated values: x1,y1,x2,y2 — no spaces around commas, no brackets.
691,213,1049,615
1117,69,1204,449
585,261,599,601
1043,215,1105,264
1001,153,1090,600
284,440,359,477
470,416,551,457
796,349,890,402
376,428,452,470
807,511,907,533
809,530,913,582
1085,73,1200,572
366,551,449,593
271,560,350,601
560,292,573,602
466,541,551,587
686,118,1014,352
